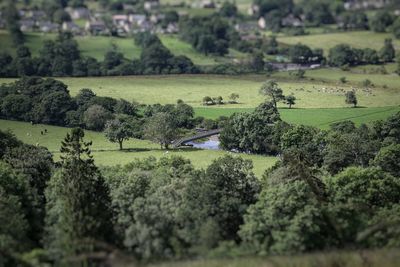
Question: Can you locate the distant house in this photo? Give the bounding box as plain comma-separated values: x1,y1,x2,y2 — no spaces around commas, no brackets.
240,34,259,41
166,23,179,33
235,22,258,32
344,0,389,10
112,14,130,26
28,10,46,21
85,20,108,35
281,14,303,27
122,4,135,11
132,20,154,33
93,11,106,20
248,4,260,16
39,21,59,33
129,14,147,25
62,21,81,34
258,17,266,29
66,7,90,20
144,0,160,11
150,14,165,24
18,9,28,18
20,19,35,32
157,22,179,34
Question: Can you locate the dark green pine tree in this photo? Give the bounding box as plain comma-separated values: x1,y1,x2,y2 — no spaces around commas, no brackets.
45,128,113,262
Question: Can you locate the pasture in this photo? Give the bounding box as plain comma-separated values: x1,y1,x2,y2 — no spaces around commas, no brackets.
2,67,399,109
278,31,400,54
0,119,277,178
194,106,400,129
0,30,242,65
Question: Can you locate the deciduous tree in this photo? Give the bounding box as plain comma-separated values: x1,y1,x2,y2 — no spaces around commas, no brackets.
259,80,285,108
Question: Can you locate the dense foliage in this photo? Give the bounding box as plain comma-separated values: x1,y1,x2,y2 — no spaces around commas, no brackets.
328,39,396,67
1,106,400,264
180,16,232,56
0,32,198,78
0,78,202,149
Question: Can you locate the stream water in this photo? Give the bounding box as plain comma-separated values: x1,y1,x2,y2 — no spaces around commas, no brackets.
186,140,221,150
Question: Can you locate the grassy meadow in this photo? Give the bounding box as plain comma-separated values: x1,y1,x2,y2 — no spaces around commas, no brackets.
1,65,399,128
0,119,276,178
194,106,400,129
278,31,400,54
2,66,399,109
0,30,242,65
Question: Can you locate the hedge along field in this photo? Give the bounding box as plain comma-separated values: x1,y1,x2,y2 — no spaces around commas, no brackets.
278,31,400,55
0,119,277,178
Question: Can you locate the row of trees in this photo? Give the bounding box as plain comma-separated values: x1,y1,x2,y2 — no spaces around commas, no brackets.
0,77,198,144
0,32,394,78
328,39,396,67
250,37,395,70
202,93,240,106
0,32,198,78
0,77,228,150
105,100,199,150
2,109,400,265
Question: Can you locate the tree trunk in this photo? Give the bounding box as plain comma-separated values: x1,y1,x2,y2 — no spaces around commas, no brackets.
118,140,123,150
289,103,292,109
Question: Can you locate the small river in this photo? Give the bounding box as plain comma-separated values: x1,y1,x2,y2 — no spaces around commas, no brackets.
186,140,221,150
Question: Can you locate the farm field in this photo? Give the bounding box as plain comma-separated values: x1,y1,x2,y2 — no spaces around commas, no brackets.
194,106,400,129
1,68,399,109
159,35,235,65
0,119,276,178
278,31,400,54
0,30,141,61
0,31,236,65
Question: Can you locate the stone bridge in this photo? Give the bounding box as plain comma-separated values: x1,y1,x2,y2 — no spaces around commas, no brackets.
172,129,221,148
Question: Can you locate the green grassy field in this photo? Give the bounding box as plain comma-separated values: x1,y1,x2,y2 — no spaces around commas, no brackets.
0,30,141,61
2,67,399,109
278,31,400,54
0,119,276,177
195,106,400,129
0,30,243,65
160,35,220,65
